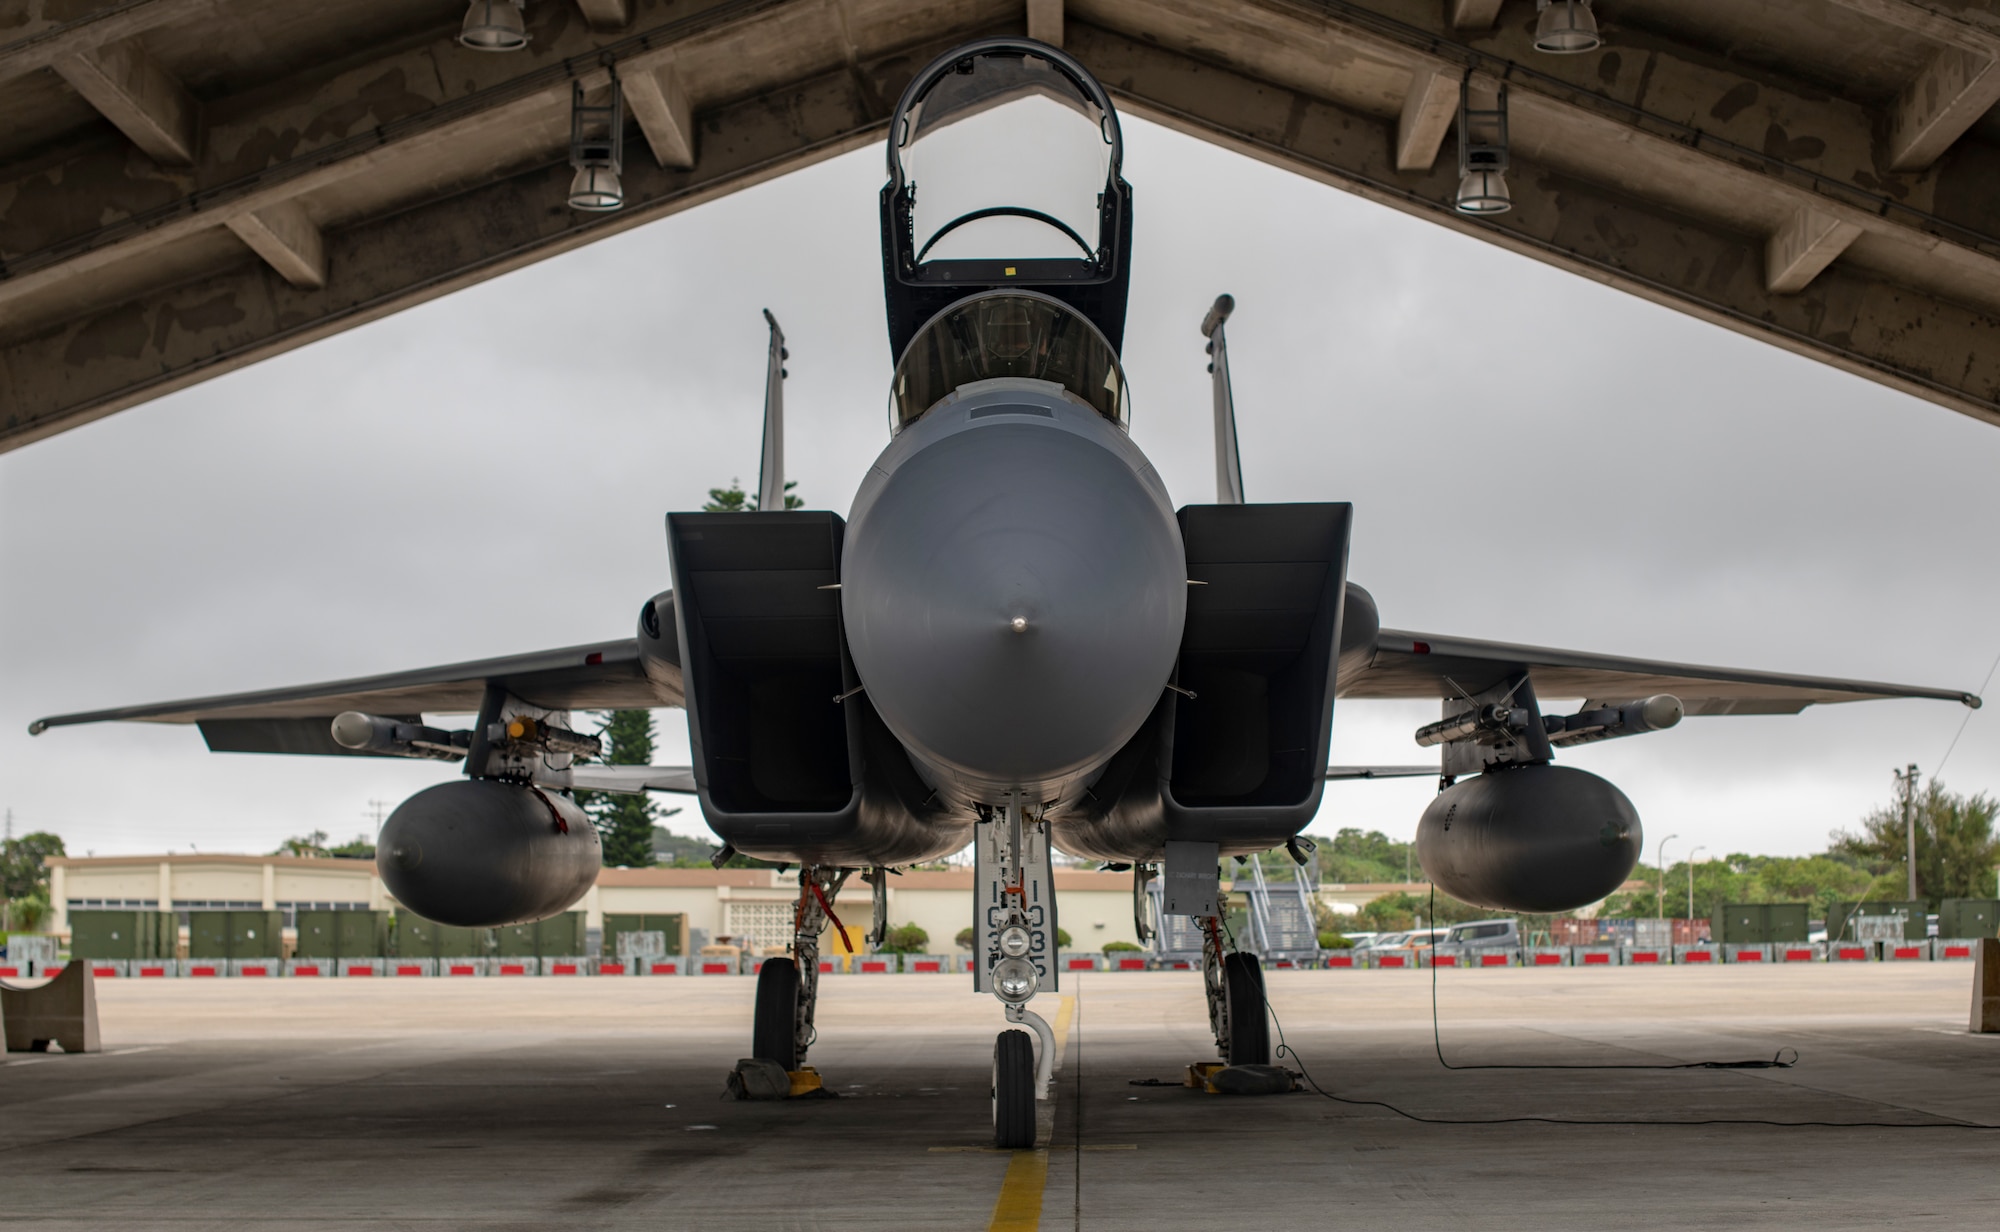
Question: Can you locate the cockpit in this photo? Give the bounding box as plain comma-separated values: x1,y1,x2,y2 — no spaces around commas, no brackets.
879,38,1134,370
891,292,1129,433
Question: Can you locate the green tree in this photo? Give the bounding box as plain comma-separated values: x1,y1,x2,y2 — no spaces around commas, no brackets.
2,831,65,900
704,479,803,512
1309,828,1417,884
275,830,330,858
328,835,375,859
1832,779,2000,901
579,710,659,869
878,923,930,954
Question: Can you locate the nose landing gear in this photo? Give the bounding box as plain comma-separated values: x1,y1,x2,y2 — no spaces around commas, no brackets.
975,800,1060,1148
747,866,852,1091
1203,916,1270,1066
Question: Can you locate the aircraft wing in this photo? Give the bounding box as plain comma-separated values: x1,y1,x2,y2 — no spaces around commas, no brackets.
27,638,680,750
1340,628,1981,716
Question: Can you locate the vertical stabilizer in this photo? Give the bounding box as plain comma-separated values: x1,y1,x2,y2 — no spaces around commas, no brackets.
1201,295,1244,505
757,309,787,512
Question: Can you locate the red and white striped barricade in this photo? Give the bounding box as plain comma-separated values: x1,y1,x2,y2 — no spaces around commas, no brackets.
1777,944,1823,963
541,957,591,977
901,954,952,974
1673,945,1719,965
1625,948,1670,966
1105,952,1150,972
231,958,283,978
1059,953,1105,974
286,959,333,978
1522,947,1570,968
1723,944,1770,963
1938,941,1980,961
1887,941,1932,962
1571,946,1622,967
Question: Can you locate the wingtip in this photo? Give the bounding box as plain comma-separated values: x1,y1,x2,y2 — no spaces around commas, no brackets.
27,718,48,735
1967,693,1984,711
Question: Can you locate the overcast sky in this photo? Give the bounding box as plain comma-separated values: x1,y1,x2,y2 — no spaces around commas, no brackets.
4,113,1997,865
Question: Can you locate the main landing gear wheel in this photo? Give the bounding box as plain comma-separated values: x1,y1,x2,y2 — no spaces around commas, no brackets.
753,957,800,1072
992,1029,1035,1149
1223,953,1270,1066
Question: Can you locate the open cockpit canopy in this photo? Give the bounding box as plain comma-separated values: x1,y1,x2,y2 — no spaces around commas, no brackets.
890,291,1129,433
881,39,1132,363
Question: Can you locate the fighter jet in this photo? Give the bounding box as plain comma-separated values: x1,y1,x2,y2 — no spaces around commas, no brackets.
31,39,1979,1147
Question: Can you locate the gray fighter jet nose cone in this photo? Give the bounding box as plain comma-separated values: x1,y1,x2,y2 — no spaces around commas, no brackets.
843,407,1185,794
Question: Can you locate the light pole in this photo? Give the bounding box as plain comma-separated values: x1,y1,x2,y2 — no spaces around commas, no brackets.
1656,834,1678,921
1895,764,1919,901
1687,845,1707,921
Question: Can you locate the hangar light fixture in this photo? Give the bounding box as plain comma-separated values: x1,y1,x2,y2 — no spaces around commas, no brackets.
567,77,625,212
1454,78,1511,215
459,0,528,52
1534,0,1601,54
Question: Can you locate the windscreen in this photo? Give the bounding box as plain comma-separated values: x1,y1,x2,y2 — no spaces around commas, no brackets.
895,50,1115,264
890,293,1129,432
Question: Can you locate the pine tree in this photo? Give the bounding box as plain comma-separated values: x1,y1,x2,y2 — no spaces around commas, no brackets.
704,479,803,511
582,710,659,868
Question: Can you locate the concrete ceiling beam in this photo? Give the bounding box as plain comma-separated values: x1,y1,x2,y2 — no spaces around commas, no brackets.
224,200,327,290
0,33,973,452
0,0,212,86
1395,66,1458,172
1887,44,2000,170
1028,0,1065,47
1070,19,2000,429
1823,0,2000,56
624,58,697,168
1766,206,1864,294
51,36,201,165
1445,0,1502,30
0,0,814,332
575,0,634,29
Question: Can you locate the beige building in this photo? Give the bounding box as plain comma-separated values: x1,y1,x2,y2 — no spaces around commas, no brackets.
47,854,1420,948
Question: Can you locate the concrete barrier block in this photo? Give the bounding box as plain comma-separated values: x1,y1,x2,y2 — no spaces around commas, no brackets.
1323,952,1359,969
901,954,952,974
336,959,386,978
231,959,283,978
1106,953,1151,972
1887,942,1931,962
1060,953,1105,973
851,956,894,974
1830,944,1871,962
285,959,333,978
1,961,101,1053
386,959,435,978
1572,947,1622,967
1972,938,2000,1033
1777,944,1824,963
1625,949,1669,965
1673,945,1718,964
85,960,127,979
541,957,590,977
1938,941,1980,961
1524,947,1570,967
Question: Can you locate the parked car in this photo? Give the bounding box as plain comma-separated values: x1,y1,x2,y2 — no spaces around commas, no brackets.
1441,919,1520,950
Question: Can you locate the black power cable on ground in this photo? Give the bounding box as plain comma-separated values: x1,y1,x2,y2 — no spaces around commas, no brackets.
1240,896,1993,1129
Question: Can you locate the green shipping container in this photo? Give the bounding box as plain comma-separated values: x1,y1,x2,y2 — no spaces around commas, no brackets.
494,912,586,957
68,910,177,960
603,913,687,961
392,915,495,959
1827,901,1928,943
1939,899,2000,940
186,910,283,959
1712,903,1809,944
295,910,389,959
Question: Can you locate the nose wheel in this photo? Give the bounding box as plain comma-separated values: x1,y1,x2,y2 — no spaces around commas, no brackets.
992,1029,1035,1149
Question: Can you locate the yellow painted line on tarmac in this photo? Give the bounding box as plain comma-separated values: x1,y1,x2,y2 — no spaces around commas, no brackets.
988,1149,1049,1232
1050,995,1075,1067
984,994,1077,1231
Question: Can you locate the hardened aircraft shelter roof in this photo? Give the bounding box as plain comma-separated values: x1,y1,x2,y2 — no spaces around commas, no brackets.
6,0,2000,451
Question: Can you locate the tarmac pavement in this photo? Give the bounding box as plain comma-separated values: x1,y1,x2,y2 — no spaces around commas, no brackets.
0,965,1995,1229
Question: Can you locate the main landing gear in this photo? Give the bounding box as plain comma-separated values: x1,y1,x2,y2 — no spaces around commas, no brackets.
1203,915,1270,1066
747,865,853,1089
